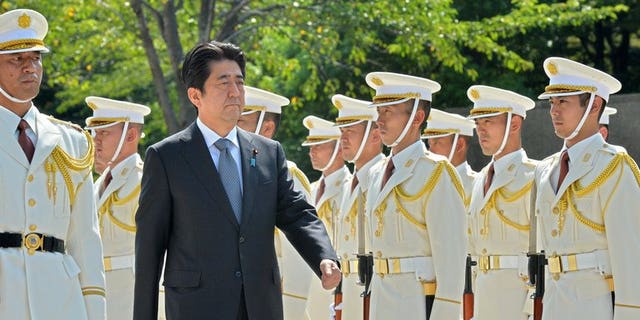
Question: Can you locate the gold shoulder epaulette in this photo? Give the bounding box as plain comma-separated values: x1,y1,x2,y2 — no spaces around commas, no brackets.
47,115,85,132
290,166,311,193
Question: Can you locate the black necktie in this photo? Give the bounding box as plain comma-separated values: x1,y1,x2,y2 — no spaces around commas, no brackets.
17,119,35,163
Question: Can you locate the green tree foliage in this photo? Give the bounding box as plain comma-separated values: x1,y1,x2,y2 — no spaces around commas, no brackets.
0,0,634,178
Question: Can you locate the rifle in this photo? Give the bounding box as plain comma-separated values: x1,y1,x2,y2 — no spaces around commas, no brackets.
527,252,546,320
357,253,374,320
463,255,476,320
334,280,343,320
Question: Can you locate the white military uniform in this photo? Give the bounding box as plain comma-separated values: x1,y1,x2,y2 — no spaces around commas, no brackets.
534,56,640,320
277,160,314,320
0,106,105,319
468,150,537,320
84,96,150,320
457,162,477,210
465,85,538,320
306,166,351,319
366,141,467,320
535,134,640,319
94,154,142,319
336,153,385,320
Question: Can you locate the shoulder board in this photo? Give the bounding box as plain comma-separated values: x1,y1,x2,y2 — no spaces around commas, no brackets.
47,115,85,132
523,158,539,167
541,152,560,164
599,142,625,156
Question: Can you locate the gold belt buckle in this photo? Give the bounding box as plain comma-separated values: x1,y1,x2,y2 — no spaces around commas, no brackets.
548,253,562,280
375,258,389,275
24,233,44,255
478,256,490,273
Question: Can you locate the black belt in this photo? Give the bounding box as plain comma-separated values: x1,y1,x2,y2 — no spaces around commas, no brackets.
0,232,65,254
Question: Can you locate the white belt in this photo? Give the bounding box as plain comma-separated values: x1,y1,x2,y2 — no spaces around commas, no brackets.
478,255,525,271
374,256,434,281
341,259,359,275
547,250,610,274
104,254,135,272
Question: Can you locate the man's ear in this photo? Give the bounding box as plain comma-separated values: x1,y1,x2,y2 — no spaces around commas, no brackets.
510,115,522,134
261,120,275,138
591,96,604,115
455,136,466,153
413,108,426,127
187,87,202,108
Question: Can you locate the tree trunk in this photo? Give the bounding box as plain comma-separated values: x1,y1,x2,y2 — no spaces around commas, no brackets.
131,0,180,133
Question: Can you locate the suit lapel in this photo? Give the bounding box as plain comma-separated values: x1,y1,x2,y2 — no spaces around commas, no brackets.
481,160,517,208
238,130,258,229
372,151,415,210
30,113,62,172
180,123,239,229
0,121,29,167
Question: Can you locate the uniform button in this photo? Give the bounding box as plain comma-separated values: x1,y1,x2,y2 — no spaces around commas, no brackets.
27,175,34,182
29,224,37,231
480,209,486,215
235,271,242,278
552,207,559,214
344,235,349,241
28,199,36,207
376,251,382,258
239,236,245,243
482,248,487,254
551,229,558,237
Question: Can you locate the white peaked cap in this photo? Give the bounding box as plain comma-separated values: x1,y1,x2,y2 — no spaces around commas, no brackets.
365,72,441,107
538,57,621,102
0,9,49,54
301,115,341,146
599,107,617,125
332,94,377,127
85,96,151,129
467,85,535,119
243,86,290,115
422,109,475,139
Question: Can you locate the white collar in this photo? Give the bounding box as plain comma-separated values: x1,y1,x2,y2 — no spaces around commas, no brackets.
196,118,239,149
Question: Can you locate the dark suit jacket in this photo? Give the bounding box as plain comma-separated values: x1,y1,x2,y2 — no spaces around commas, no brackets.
133,123,337,320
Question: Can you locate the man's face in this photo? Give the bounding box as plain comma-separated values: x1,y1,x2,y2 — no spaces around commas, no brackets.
339,123,368,162
193,59,245,128
428,135,454,158
93,123,125,167
474,113,507,156
308,141,337,171
376,102,411,146
237,111,259,133
549,95,585,139
0,51,43,101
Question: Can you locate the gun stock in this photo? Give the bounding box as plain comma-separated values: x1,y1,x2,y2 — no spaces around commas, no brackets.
527,252,545,320
334,280,343,320
357,253,374,320
463,255,476,320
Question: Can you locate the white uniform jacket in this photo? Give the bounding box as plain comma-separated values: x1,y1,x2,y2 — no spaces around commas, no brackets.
456,161,477,212
365,141,466,320
278,160,314,320
0,106,105,319
535,134,640,320
336,153,385,320
94,153,143,319
306,166,351,320
468,149,537,320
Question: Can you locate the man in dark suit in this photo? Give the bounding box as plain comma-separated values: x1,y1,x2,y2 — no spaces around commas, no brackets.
133,41,341,320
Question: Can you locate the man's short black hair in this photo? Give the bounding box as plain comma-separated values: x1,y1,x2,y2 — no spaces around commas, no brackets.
181,41,246,93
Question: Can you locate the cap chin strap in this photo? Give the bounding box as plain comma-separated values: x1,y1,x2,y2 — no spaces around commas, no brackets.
320,140,341,172
350,121,372,164
447,133,459,162
254,110,266,135
0,85,34,103
388,98,419,148
564,92,595,141
109,121,129,164
492,112,512,157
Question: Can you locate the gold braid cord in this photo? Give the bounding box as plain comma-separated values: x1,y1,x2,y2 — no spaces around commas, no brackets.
317,200,333,233
374,161,463,237
346,196,359,238
290,166,311,194
554,153,640,235
98,185,140,233
480,181,533,238
48,131,95,205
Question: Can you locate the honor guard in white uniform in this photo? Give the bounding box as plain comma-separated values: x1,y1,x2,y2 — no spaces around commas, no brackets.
535,57,640,320
0,9,105,319
302,115,350,320
331,94,385,319
599,107,616,141
237,86,314,319
85,97,150,319
422,109,477,211
364,72,467,320
465,85,537,320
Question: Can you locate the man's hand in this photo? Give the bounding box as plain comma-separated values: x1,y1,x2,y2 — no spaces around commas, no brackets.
320,259,341,290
